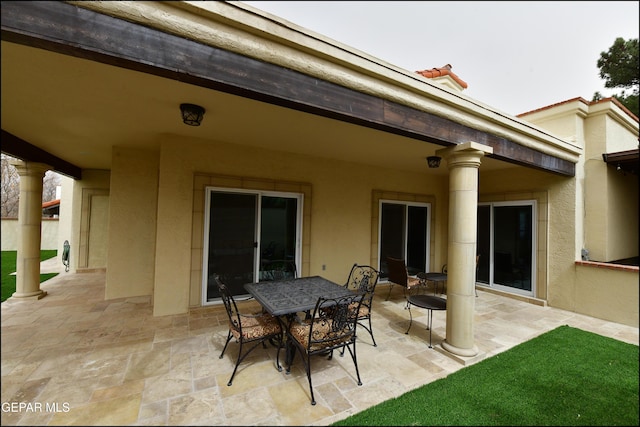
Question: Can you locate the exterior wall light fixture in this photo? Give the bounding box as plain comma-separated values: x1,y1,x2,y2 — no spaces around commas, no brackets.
426,155,441,168
180,103,205,126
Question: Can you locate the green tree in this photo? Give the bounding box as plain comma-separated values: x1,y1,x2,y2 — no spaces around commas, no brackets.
594,37,639,117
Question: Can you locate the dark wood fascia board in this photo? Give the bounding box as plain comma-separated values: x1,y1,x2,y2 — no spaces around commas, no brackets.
1,1,574,176
602,148,639,163
1,130,82,179
602,148,639,175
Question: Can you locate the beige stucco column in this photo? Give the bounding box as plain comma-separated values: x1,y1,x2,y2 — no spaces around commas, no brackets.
436,141,492,357
9,159,50,300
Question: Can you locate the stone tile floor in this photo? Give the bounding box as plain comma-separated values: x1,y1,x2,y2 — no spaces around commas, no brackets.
1,266,638,425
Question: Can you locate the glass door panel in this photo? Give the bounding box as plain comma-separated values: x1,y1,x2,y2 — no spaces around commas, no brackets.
493,205,532,291
205,192,257,301
259,196,298,280
406,206,427,275
476,205,491,284
379,203,405,278
379,202,430,278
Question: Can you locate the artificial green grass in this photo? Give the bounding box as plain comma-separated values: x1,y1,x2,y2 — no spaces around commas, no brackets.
333,325,639,426
1,250,58,302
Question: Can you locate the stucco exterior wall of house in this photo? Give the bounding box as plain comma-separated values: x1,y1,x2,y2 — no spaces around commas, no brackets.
100,130,636,324
582,107,638,263
131,136,448,316
478,165,577,311
575,263,638,327
522,100,639,263
105,147,160,299
604,168,638,262
68,170,111,273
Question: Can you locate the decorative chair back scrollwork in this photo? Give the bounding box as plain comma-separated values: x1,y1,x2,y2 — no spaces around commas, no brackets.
283,293,364,405
215,275,283,386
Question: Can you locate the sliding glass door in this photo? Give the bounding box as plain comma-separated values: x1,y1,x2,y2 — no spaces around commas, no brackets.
203,188,302,304
379,201,430,277
477,202,535,296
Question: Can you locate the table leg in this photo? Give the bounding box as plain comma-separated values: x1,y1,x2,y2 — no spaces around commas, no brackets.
405,305,413,334
428,309,433,348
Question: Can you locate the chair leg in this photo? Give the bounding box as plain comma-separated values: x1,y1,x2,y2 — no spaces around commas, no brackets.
341,317,376,357
366,316,376,346
219,331,233,358
342,342,363,386
227,340,244,386
386,283,394,300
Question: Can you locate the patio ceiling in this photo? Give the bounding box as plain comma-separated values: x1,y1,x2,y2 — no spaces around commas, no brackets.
1,1,575,179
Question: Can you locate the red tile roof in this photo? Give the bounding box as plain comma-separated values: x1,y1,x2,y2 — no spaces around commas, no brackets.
42,199,60,209
415,64,468,89
517,96,639,121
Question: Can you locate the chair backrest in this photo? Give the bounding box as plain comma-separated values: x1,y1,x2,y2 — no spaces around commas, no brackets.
386,256,410,288
345,264,379,310
345,264,379,293
214,275,242,333
307,293,363,350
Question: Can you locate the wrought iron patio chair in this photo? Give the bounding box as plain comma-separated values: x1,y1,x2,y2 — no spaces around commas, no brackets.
283,293,364,405
344,263,380,347
215,275,283,386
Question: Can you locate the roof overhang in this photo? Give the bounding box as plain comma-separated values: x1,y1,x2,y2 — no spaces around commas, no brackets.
602,148,639,175
1,1,578,177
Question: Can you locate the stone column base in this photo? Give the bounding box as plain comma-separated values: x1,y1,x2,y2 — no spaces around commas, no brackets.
10,290,48,300
436,343,486,366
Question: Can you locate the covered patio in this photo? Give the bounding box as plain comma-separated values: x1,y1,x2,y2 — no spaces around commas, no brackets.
2,269,637,426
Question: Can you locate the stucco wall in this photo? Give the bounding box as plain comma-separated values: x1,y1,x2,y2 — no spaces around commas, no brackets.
605,168,639,262
68,170,111,272
105,147,159,299
575,262,638,327
131,136,447,316
478,166,577,310
1,218,59,250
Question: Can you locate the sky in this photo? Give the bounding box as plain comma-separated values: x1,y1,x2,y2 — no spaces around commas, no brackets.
242,1,639,115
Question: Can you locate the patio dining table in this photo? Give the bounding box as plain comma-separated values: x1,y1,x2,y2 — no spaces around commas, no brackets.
244,275,355,365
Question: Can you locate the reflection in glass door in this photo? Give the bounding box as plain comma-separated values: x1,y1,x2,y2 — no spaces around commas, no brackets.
203,189,302,303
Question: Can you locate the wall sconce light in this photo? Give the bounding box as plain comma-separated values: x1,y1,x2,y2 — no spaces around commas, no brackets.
426,155,441,168
180,103,205,126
